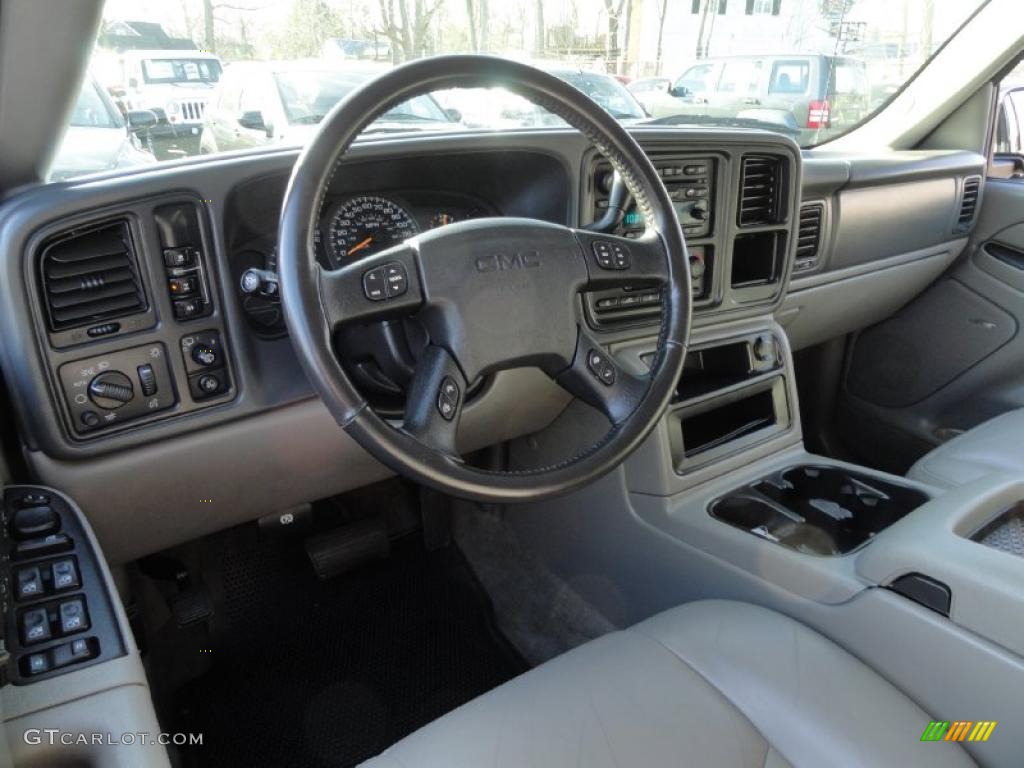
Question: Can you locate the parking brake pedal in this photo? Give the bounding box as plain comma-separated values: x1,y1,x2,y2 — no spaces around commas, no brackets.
305,516,389,580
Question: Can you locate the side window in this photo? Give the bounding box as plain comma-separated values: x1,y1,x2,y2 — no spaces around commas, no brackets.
990,83,1024,179
675,64,715,96
717,60,763,95
1009,91,1024,152
769,61,809,95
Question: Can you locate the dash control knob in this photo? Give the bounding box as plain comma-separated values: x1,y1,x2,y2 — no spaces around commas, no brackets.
690,200,709,221
88,371,134,409
191,345,220,368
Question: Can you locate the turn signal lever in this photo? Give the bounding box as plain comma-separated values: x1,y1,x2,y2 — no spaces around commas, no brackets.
240,268,279,297
585,170,629,233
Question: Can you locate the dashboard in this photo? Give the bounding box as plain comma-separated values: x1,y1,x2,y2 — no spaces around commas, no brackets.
0,127,984,563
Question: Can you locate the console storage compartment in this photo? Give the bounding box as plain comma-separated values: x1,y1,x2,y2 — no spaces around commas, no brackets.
969,501,1024,558
711,465,929,555
670,375,790,470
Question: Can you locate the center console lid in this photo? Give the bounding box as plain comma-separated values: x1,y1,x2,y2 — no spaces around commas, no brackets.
856,473,1024,658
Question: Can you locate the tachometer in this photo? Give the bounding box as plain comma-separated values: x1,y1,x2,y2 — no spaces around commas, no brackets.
327,196,420,264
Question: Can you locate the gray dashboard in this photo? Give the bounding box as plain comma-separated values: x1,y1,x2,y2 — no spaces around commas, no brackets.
0,126,984,562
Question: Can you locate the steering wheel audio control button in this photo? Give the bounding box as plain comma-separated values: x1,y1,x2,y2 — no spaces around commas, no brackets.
384,263,408,297
592,241,631,270
587,349,616,386
437,376,460,421
362,267,387,301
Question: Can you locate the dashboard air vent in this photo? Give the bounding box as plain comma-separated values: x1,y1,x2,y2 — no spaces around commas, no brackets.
738,155,781,227
793,203,824,274
955,176,981,234
40,219,147,331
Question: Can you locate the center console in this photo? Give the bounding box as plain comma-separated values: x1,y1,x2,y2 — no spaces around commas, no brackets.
711,465,928,556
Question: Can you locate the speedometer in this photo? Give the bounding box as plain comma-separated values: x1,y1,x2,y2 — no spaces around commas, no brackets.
327,196,420,264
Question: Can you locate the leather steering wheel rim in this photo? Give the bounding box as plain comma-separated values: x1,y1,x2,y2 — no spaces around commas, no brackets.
278,55,691,503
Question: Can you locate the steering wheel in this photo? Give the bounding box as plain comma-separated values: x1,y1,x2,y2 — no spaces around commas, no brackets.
278,55,691,503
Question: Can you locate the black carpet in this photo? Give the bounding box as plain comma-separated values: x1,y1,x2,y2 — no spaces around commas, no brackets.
168,531,526,767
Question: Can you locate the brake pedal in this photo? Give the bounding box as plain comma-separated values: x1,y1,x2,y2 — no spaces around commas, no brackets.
305,516,389,579
171,587,213,628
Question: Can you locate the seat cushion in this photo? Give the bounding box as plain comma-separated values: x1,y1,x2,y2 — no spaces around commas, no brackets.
360,600,972,768
908,409,1024,489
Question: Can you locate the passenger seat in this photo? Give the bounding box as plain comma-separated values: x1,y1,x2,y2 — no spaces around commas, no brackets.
907,409,1024,489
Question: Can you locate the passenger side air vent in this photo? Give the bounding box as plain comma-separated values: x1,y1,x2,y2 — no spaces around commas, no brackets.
793,203,824,274
738,155,782,227
954,176,981,234
40,219,147,331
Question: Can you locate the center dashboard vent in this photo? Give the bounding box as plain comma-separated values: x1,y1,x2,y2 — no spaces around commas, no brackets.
793,203,824,274
738,155,782,227
40,219,147,331
954,176,981,234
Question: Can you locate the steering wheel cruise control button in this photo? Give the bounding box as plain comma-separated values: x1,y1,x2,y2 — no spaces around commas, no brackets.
362,267,387,300
592,240,631,270
587,349,616,386
437,376,460,421
384,263,408,297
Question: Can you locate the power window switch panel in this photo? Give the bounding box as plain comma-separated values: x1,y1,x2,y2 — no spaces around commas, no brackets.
58,598,90,636
15,566,45,601
21,607,52,645
51,559,80,592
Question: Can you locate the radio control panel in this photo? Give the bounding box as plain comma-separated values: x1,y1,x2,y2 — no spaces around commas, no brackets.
592,156,715,239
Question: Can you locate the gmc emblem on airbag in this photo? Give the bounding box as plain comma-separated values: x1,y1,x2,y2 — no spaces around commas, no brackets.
474,251,542,273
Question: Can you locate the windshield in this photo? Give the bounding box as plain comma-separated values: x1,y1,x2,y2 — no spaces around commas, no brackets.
56,0,988,180
273,70,449,125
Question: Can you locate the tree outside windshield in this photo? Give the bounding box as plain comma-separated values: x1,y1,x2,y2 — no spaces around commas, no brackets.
54,0,986,180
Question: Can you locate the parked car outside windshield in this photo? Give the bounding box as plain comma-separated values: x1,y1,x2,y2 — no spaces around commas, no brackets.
199,62,457,154
50,75,155,182
435,67,646,130
54,0,988,181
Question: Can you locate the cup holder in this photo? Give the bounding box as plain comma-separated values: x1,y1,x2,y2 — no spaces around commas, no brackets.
710,465,929,555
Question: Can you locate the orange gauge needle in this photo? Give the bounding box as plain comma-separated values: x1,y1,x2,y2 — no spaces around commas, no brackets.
347,236,374,256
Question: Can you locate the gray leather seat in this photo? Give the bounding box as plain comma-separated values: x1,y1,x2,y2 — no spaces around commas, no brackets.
361,600,972,768
908,409,1024,489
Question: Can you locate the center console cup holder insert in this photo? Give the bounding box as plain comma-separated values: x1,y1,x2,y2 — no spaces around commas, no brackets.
710,465,929,555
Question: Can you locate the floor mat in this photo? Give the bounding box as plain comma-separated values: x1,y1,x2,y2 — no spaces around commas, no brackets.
167,531,526,767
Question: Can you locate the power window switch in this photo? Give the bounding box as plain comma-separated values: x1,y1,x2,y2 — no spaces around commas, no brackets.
15,566,45,601
24,652,51,677
58,598,90,636
21,607,52,645
51,559,80,592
